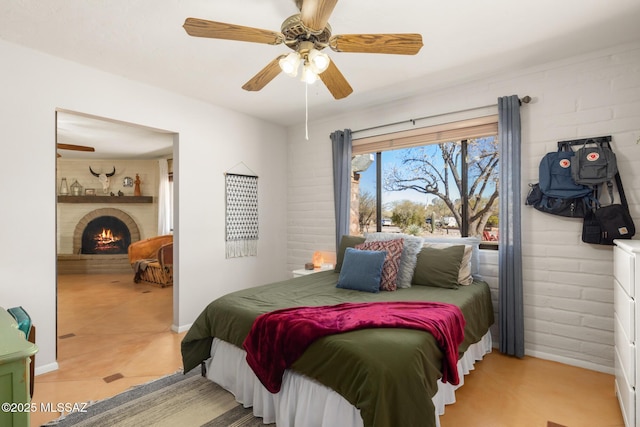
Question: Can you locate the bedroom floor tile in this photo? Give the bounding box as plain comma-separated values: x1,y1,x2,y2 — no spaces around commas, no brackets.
31,274,184,427
439,352,624,427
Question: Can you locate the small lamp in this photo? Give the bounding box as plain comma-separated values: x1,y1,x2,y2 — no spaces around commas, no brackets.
312,251,324,269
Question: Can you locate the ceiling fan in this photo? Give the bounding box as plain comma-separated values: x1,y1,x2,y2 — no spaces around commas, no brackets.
56,143,95,158
183,0,423,99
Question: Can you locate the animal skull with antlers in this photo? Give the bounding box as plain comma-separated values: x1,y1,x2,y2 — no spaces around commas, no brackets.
89,166,116,193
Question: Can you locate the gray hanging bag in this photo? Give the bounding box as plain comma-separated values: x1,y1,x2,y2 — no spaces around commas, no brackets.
571,140,617,185
571,138,617,205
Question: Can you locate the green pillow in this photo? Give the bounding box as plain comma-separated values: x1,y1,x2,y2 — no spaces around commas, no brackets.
334,235,366,272
412,245,465,289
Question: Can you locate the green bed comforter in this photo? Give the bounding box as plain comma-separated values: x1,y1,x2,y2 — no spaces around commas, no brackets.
181,270,494,427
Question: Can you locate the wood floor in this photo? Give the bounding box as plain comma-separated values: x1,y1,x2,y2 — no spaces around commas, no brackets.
31,273,624,427
31,274,185,427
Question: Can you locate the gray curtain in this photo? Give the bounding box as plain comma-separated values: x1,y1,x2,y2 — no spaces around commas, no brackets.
498,95,524,357
331,129,352,253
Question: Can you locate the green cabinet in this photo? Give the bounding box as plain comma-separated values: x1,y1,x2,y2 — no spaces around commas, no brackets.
0,308,38,427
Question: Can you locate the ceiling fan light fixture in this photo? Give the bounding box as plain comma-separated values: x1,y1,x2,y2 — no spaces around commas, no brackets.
184,9,424,100
279,52,301,76
308,49,330,73
301,62,320,84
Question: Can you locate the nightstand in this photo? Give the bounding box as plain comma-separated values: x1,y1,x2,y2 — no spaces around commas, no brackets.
292,267,333,278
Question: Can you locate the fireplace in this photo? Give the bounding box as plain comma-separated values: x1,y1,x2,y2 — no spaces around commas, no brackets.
58,208,144,274
72,208,141,255
81,216,131,254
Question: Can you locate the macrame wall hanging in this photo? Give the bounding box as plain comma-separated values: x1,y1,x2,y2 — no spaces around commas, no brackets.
224,164,259,258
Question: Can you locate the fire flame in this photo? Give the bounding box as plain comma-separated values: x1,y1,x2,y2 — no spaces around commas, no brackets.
96,228,119,245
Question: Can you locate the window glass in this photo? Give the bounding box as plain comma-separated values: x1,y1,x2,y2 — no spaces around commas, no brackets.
351,136,499,245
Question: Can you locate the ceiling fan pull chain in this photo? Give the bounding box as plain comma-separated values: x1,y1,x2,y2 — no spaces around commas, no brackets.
305,82,309,140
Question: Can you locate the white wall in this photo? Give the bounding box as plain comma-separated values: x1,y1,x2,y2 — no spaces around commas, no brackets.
287,41,640,373
0,39,289,374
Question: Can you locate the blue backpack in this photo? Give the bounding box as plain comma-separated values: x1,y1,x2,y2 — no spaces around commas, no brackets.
538,146,593,199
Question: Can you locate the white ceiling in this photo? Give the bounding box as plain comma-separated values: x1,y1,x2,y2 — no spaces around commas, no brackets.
2,0,640,157
56,110,175,159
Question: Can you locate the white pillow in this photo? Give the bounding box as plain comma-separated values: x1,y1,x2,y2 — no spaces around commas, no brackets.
365,232,424,289
422,243,472,285
422,236,482,279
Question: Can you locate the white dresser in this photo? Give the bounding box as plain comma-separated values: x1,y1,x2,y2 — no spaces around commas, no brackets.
614,240,640,427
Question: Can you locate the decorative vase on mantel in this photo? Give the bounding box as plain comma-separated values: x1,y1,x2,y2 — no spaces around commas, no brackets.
70,180,83,196
59,178,69,195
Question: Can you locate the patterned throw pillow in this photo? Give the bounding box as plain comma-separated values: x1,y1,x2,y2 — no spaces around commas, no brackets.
365,233,424,289
355,238,404,291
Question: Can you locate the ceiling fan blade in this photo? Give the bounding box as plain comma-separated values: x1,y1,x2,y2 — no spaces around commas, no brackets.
183,18,283,45
329,33,423,55
319,59,353,100
56,143,95,152
242,56,285,92
300,0,338,32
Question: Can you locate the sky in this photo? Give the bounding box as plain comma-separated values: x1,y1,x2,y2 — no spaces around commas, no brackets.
358,149,439,208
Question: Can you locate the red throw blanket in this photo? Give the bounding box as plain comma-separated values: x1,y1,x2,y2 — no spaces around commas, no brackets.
242,301,466,394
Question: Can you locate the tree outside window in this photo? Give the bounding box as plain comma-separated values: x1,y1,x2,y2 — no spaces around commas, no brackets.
353,136,499,244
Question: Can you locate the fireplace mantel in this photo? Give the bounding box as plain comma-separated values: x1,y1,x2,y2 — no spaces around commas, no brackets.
58,195,153,203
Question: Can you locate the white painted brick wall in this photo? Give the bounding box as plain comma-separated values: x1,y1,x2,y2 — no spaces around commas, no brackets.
287,132,337,271
479,249,499,340
287,41,640,373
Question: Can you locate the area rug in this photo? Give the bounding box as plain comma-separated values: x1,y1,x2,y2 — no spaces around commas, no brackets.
43,368,271,426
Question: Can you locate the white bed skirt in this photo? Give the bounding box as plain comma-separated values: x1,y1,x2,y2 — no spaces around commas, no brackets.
206,332,493,427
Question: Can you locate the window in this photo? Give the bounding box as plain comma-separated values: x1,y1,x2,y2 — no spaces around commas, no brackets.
351,116,499,246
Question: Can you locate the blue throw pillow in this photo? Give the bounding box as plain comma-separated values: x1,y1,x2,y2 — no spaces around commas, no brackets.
336,248,387,293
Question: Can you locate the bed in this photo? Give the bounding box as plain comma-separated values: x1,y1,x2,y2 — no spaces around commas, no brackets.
182,234,495,427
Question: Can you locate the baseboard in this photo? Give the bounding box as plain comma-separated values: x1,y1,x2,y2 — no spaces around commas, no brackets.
35,362,59,376
526,349,613,375
172,323,192,333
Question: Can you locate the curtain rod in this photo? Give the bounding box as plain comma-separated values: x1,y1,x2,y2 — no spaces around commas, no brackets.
352,96,531,135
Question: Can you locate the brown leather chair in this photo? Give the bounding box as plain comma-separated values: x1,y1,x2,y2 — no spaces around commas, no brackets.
128,235,174,287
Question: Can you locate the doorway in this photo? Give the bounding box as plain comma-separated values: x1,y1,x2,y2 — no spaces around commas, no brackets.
55,109,178,365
